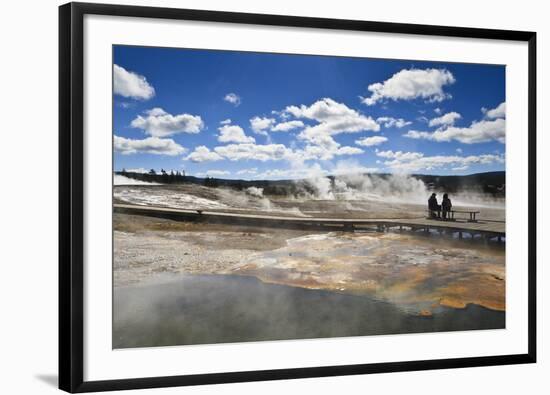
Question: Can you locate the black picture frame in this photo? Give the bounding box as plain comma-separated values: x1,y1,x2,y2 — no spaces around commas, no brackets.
59,2,537,392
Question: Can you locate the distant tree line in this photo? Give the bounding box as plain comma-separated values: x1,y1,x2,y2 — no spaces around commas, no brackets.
416,172,505,197
119,168,187,184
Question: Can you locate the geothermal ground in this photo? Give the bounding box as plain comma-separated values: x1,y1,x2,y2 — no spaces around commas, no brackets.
114,183,506,220
113,182,506,348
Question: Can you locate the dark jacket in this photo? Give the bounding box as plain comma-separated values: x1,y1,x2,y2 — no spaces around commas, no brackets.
442,197,452,211
428,196,439,210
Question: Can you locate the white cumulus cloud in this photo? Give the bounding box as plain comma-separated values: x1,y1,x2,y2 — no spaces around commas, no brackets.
223,93,241,106
376,149,504,172
376,150,424,161
214,143,294,162
114,135,185,156
248,118,305,136
298,144,364,161
361,68,455,106
404,118,505,144
131,108,204,137
355,136,388,147
483,102,506,119
428,111,461,127
245,98,376,162
376,117,412,128
185,146,224,162
271,120,305,132
250,116,276,135
113,64,155,100
218,124,255,144
284,98,379,131
283,98,379,160
236,168,258,175
252,163,328,180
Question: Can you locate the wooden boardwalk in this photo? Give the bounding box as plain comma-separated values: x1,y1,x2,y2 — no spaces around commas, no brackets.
114,203,505,240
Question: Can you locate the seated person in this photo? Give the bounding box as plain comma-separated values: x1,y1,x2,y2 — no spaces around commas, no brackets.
428,193,441,218
442,193,452,220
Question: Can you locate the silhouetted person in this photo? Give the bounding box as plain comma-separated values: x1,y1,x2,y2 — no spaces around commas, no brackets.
442,193,452,220
428,193,441,218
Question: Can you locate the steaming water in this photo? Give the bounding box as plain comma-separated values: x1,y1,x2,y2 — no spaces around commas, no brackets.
301,173,504,208
114,174,160,186
114,173,504,220
115,186,230,210
113,273,504,348
114,185,310,216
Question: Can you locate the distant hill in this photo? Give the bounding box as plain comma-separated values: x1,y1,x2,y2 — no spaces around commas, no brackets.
115,170,505,198
413,171,505,196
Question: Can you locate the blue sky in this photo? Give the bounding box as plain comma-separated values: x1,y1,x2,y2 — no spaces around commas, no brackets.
113,45,506,179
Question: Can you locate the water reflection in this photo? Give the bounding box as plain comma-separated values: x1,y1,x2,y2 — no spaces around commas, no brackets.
113,274,504,349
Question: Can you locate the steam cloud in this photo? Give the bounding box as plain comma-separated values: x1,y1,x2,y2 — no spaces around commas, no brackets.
296,173,504,208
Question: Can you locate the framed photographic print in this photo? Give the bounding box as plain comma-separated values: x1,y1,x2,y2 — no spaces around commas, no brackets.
59,2,537,392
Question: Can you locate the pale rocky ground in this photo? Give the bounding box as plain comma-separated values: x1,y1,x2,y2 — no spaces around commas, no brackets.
114,184,506,221
114,211,505,316
114,214,305,286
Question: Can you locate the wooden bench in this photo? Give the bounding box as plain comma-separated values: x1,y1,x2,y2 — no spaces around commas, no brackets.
427,209,480,222
451,210,480,222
